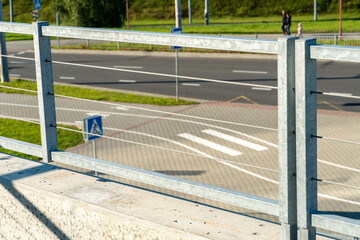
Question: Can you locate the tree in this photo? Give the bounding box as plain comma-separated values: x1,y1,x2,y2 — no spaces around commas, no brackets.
55,0,126,28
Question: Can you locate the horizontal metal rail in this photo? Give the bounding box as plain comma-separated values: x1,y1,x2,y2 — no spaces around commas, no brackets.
312,213,360,238
0,22,32,34
41,25,278,54
310,44,360,63
0,136,43,158
51,150,279,216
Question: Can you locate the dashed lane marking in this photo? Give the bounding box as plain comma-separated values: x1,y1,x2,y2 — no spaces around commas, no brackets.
59,76,76,80
232,70,268,74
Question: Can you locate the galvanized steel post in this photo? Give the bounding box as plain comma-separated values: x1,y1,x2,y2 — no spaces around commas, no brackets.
0,0,9,83
175,0,182,28
278,36,298,240
33,21,58,162
204,0,209,25
295,38,317,240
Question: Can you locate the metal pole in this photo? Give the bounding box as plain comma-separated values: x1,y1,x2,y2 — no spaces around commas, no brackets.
339,0,342,40
295,38,317,240
9,0,13,22
204,0,209,25
175,49,179,102
188,0,192,24
33,21,58,163
56,12,60,47
175,0,182,28
314,0,317,21
126,0,130,30
278,36,298,240
93,140,98,176
0,0,9,83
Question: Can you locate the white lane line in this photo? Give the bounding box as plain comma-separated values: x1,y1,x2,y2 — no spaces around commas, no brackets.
111,106,129,111
202,129,268,151
118,80,136,83
59,76,76,80
232,70,268,74
182,83,201,86
86,112,110,118
113,65,143,69
178,133,242,156
251,87,272,91
9,61,25,64
9,74,21,77
17,52,25,55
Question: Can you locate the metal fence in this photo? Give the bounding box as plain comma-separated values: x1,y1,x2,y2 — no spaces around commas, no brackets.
0,20,359,240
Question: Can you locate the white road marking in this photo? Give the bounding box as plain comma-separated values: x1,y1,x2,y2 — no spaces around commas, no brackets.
182,83,201,86
178,133,242,156
111,106,129,111
202,129,268,151
9,61,25,64
86,112,110,118
17,52,25,55
232,70,268,74
251,87,272,91
59,76,76,80
113,65,143,69
9,74,21,77
118,80,136,83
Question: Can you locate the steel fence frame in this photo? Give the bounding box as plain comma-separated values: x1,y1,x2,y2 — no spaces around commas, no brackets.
0,20,359,239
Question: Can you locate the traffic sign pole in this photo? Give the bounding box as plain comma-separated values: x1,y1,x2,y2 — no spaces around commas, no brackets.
93,140,98,176
175,49,179,102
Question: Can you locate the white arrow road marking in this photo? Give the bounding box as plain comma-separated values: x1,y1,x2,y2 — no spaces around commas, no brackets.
232,70,268,74
178,133,242,156
17,52,25,55
202,129,268,151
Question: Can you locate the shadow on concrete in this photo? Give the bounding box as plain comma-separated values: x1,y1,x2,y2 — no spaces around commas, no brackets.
0,162,71,240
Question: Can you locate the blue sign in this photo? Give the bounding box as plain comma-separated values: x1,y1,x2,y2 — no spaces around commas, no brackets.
34,0,41,10
83,115,103,141
171,27,182,50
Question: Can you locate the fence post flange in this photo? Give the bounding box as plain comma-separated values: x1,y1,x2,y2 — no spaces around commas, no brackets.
33,21,58,162
278,36,298,240
295,38,318,240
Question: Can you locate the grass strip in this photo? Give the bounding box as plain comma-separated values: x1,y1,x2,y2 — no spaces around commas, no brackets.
0,118,84,161
0,79,197,106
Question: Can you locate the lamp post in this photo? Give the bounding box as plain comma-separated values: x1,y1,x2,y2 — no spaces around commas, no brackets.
339,0,342,40
10,0,13,22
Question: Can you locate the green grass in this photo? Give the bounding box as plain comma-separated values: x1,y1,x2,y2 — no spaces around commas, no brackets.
0,118,84,161
5,14,360,42
0,79,197,106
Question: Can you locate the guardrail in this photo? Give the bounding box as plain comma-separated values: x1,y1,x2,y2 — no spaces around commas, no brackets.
0,20,359,240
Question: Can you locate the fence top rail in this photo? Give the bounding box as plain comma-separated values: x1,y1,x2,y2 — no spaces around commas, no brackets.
310,44,360,63
41,25,278,54
0,21,32,35
0,21,279,54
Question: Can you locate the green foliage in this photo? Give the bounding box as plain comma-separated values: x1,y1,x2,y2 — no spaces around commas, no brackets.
0,118,84,161
55,0,126,27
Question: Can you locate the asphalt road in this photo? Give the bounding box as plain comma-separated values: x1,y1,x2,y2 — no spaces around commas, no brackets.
6,49,360,112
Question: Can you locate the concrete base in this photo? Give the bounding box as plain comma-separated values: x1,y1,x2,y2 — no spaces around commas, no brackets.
0,153,331,239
